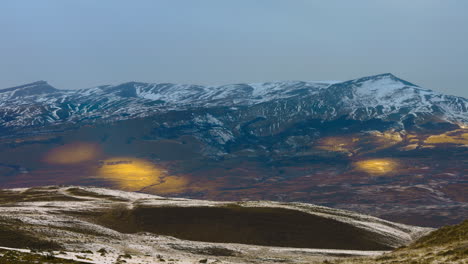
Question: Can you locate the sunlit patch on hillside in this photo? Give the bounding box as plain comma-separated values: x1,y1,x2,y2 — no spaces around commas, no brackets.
97,157,188,193
316,131,404,155
400,143,419,151
316,137,359,155
406,134,420,143
398,129,468,150
44,142,101,164
354,159,399,175
424,129,468,145
456,123,467,129
366,130,403,149
97,158,162,191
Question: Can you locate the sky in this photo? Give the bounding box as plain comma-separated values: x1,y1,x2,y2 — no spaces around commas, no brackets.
0,0,467,97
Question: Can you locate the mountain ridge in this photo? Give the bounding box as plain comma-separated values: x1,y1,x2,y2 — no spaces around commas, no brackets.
0,73,467,130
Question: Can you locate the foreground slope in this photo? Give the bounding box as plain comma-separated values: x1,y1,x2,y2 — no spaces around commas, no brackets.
0,186,431,264
325,220,468,264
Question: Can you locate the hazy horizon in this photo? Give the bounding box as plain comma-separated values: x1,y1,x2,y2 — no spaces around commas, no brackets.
1,0,467,97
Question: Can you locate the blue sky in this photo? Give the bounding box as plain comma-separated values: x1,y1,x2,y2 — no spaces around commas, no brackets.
1,0,467,97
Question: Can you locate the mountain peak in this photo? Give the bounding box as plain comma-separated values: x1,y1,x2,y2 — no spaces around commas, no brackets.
353,73,419,87
374,72,396,78
29,80,49,86
0,80,59,98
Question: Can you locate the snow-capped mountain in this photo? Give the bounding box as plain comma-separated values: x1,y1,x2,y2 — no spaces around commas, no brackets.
322,74,467,123
0,73,466,129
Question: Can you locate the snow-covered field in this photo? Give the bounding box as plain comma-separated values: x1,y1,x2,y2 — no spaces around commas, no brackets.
0,186,432,264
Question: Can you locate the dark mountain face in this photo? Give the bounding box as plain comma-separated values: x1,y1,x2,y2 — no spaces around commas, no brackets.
0,74,466,227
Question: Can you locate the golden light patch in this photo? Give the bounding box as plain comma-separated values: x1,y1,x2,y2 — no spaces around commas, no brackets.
97,158,188,193
98,158,162,191
424,129,468,145
44,142,100,164
400,144,418,151
364,130,404,151
316,137,359,154
369,130,402,143
354,159,399,175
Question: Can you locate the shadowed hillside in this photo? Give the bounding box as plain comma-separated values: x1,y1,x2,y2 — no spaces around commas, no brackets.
91,205,392,250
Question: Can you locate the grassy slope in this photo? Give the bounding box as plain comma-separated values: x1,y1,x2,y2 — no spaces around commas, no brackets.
322,220,467,264
0,222,62,251
0,249,87,264
410,220,467,249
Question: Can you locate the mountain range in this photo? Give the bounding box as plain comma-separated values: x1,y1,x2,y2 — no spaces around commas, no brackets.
1,73,467,130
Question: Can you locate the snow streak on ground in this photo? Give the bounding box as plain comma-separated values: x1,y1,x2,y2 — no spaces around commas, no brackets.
0,186,432,264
